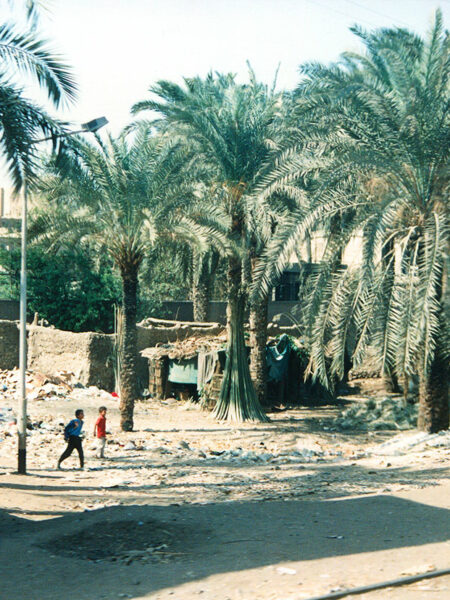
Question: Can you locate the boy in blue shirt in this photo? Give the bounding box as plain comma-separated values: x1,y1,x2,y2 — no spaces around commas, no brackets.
57,409,85,470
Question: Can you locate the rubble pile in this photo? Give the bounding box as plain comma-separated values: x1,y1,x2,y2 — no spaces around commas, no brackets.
0,369,78,402
348,349,381,380
333,396,417,431
0,368,113,404
0,365,447,508
0,368,114,463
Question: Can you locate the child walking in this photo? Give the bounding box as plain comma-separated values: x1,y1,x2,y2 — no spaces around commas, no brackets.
93,406,107,458
58,409,84,470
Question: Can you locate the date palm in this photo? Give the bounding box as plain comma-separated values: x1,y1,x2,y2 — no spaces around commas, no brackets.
32,127,190,430
0,6,77,188
259,11,449,432
133,72,302,421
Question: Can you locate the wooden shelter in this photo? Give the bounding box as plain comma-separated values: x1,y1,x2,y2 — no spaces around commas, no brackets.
141,335,227,402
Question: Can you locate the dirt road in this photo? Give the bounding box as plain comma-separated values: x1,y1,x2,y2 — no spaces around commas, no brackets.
0,389,449,599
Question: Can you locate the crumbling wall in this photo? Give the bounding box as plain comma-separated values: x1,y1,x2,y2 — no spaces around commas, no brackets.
136,323,224,350
0,319,19,369
28,326,115,390
5,318,303,394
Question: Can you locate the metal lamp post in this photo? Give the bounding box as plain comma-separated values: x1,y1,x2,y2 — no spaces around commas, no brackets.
17,116,108,474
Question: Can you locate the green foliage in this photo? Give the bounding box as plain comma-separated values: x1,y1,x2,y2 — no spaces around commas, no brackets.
0,245,121,332
259,11,449,397
0,6,77,189
134,71,304,421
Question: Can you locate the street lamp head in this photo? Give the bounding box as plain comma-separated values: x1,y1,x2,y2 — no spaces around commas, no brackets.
81,116,108,133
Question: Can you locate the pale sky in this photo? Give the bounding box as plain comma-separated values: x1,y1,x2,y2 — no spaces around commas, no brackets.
1,1,449,154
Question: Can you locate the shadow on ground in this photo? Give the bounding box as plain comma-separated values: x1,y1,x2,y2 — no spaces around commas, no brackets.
0,493,449,600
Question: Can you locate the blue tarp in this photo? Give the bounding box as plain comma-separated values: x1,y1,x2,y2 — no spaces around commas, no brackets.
167,336,291,387
168,358,198,384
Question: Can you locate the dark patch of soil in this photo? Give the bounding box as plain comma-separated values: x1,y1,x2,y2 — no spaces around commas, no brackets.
39,518,197,562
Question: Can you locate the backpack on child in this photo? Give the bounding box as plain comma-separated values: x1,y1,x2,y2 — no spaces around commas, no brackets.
64,420,76,440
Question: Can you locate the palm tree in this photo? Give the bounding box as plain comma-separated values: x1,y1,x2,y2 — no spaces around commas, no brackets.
32,127,189,430
259,11,449,432
0,7,77,188
133,72,302,421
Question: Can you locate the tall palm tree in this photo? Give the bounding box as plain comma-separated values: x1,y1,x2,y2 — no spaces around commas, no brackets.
0,7,77,188
133,72,302,421
32,127,190,430
259,11,449,432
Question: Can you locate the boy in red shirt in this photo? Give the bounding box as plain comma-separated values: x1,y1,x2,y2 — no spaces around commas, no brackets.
93,406,107,458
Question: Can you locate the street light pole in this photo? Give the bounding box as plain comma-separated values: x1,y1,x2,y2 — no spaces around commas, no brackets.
17,176,28,474
17,117,108,475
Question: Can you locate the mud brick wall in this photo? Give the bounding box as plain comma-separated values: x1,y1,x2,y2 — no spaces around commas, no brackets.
0,319,19,370
136,324,224,350
28,326,115,390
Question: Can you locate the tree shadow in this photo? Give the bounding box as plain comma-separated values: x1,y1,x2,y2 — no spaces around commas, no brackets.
0,493,449,599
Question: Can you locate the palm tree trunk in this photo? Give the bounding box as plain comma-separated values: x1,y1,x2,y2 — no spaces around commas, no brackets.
192,250,219,322
417,266,449,433
119,265,139,431
417,341,449,433
213,256,268,422
193,276,210,322
383,370,401,394
249,293,269,406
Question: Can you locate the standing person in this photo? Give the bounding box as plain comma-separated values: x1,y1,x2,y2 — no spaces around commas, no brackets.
57,409,84,470
93,406,107,459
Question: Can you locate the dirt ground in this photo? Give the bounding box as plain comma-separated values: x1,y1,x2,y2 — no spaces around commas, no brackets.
0,378,449,600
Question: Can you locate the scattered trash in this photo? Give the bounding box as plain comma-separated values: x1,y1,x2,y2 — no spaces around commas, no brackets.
276,567,297,575
372,431,450,456
401,564,436,576
295,439,324,457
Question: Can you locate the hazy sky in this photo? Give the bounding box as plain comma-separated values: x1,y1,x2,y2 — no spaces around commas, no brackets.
3,1,449,134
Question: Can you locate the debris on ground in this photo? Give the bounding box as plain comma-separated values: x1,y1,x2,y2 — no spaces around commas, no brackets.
0,365,448,510
39,519,175,564
333,397,417,431
371,430,450,455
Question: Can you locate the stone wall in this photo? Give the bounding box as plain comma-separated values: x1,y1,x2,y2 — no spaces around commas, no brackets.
0,319,19,370
27,326,115,391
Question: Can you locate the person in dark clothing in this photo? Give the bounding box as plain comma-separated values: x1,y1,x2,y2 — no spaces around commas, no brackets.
58,409,85,469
